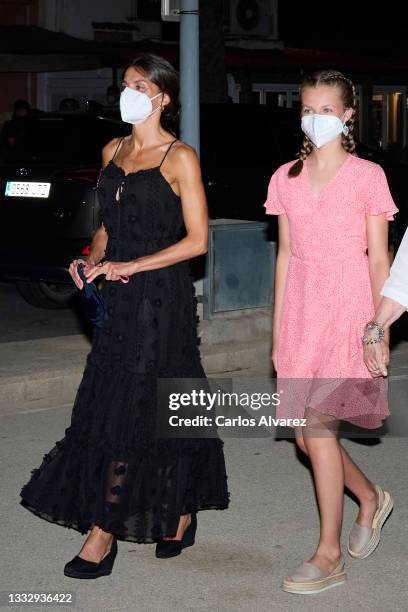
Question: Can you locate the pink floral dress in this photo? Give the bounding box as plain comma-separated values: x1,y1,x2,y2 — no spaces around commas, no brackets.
264,153,399,429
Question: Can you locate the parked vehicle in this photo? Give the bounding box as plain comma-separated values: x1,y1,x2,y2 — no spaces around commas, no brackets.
0,106,406,308
0,111,127,307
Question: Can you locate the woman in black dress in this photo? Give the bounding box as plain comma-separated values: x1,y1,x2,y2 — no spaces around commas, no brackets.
19,53,230,579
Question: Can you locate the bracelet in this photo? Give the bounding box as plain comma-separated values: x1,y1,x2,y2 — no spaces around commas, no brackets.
362,320,385,345
362,335,383,345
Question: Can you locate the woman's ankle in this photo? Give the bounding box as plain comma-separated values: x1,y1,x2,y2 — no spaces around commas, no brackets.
163,513,191,541
90,525,114,540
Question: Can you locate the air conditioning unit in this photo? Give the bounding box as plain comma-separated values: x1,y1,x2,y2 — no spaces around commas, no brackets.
229,0,278,38
161,0,180,22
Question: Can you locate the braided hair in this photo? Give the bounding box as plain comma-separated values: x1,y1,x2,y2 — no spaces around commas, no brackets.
288,70,358,178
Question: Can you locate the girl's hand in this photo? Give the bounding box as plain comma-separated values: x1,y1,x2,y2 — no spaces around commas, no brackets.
69,258,93,289
363,339,389,377
84,260,138,284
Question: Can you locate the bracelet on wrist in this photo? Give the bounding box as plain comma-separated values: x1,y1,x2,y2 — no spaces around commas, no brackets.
362,320,385,345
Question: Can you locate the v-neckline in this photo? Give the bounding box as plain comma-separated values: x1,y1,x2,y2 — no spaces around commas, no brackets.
304,153,351,199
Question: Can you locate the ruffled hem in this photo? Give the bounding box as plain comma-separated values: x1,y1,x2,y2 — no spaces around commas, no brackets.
276,376,390,429
366,207,398,221
19,354,230,541
19,497,230,544
19,430,230,542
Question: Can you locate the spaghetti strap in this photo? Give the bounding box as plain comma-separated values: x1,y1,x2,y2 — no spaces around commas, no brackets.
111,136,125,162
159,139,178,168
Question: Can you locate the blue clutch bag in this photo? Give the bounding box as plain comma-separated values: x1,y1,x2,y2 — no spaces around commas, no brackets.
77,263,109,327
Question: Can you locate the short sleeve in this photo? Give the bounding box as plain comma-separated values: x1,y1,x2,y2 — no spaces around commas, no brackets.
364,164,399,220
263,168,286,215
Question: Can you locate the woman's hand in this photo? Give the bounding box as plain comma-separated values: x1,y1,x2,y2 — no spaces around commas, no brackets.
363,338,389,377
84,260,139,284
69,258,95,290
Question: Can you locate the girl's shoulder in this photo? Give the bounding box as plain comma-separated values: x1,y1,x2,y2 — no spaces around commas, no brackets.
273,155,382,173
347,154,383,175
270,159,300,179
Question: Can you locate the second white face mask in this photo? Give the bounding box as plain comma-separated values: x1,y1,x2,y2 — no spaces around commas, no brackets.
120,87,162,125
301,113,349,148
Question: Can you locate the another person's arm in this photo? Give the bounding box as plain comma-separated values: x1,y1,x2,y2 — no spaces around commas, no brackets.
372,298,407,332
378,225,408,326
364,226,408,375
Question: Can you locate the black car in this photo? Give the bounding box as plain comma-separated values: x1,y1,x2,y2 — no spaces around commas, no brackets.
0,111,128,307
0,106,406,308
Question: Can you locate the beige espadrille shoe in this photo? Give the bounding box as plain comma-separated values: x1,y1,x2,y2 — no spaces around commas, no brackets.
347,484,393,559
282,555,346,595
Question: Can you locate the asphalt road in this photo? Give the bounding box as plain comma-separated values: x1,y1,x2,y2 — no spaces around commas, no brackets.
3,400,408,612
0,280,89,343
2,279,408,611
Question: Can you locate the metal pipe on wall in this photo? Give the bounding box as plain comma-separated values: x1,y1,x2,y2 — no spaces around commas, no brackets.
179,0,200,158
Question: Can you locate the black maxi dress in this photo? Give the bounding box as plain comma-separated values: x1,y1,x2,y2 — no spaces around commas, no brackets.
19,139,230,543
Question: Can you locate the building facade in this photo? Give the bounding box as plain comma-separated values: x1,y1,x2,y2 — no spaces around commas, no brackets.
1,0,407,152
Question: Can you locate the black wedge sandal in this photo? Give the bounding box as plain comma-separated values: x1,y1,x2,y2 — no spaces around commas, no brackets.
64,536,117,579
155,513,197,559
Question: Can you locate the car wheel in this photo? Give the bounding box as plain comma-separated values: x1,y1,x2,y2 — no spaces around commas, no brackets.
16,280,76,309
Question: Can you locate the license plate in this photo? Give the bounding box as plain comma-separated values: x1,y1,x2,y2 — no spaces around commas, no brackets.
5,181,51,198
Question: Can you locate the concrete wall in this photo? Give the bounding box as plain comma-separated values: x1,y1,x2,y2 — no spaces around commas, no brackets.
38,0,132,39
36,0,134,111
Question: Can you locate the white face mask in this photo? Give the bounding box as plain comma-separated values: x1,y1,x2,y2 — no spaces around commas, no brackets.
301,113,349,148
119,87,163,124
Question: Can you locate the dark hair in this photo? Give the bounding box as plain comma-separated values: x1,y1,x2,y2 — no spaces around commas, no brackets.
288,70,358,178
122,52,180,136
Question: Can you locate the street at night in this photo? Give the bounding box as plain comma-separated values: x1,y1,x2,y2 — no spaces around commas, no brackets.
1,1,408,610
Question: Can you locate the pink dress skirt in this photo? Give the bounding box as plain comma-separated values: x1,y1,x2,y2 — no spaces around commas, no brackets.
264,153,399,429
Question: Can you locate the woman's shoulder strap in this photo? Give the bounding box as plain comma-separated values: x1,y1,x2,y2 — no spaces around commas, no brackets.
111,136,125,161
159,139,178,168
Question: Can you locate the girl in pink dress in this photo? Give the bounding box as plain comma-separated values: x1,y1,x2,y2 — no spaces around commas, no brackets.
264,70,398,595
